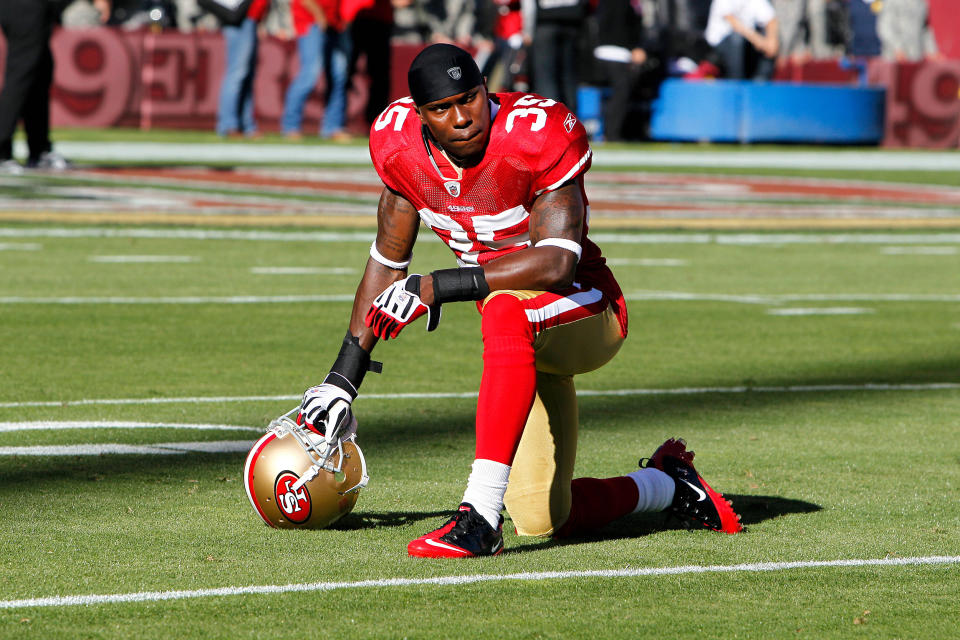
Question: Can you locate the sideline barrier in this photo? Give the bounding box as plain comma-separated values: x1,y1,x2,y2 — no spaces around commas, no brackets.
649,79,886,144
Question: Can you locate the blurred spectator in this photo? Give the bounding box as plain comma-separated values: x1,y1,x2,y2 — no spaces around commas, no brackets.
0,0,110,174
771,0,805,60
281,0,354,140
473,0,526,92
593,0,658,141
845,0,880,57
62,0,116,26
216,0,270,137
876,0,938,62
807,0,846,58
350,0,394,126
645,0,712,75
426,0,475,44
523,0,592,112
700,0,779,79
392,0,432,42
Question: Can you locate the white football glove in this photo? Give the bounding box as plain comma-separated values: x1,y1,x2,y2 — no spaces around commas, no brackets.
299,383,358,441
365,274,441,340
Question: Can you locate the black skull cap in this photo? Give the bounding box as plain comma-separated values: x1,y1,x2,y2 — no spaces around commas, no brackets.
408,43,484,106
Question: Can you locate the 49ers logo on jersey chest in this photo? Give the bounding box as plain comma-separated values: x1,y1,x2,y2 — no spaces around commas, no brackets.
444,180,461,197
274,471,312,524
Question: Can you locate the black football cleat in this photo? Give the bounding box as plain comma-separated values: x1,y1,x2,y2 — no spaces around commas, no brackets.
643,438,743,534
408,503,505,558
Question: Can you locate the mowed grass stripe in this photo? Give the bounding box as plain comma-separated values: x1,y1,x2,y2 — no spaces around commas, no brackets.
2,556,957,610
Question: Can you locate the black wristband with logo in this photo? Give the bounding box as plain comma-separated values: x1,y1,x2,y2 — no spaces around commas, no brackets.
431,267,491,303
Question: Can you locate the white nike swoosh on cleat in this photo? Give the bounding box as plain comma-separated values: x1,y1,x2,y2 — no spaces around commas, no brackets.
423,538,471,555
681,479,708,502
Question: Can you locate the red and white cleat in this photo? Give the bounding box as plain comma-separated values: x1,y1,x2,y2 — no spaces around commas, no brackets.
644,438,743,534
408,503,505,558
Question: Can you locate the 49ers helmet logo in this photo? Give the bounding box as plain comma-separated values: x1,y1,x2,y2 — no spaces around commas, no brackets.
275,471,312,524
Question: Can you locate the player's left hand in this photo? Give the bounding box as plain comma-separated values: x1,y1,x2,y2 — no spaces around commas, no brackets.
365,274,440,339
298,383,357,440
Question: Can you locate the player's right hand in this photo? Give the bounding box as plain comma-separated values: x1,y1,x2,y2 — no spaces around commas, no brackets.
365,274,440,339
299,383,357,440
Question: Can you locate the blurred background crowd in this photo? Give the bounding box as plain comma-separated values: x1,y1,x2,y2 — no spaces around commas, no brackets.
56,0,942,142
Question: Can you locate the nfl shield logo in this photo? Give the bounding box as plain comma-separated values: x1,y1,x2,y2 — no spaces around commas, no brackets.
447,66,462,80
444,180,461,197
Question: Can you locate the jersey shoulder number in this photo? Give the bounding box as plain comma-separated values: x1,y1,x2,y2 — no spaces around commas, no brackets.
372,97,417,134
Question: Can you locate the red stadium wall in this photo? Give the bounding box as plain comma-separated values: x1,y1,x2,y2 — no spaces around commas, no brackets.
0,27,393,133
928,0,960,59
0,28,958,147
868,59,960,148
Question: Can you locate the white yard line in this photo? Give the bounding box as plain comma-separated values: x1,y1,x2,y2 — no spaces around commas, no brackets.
605,258,688,267
1,555,957,610
0,242,41,251
881,246,959,255
1,382,957,410
250,267,356,275
88,255,199,263
0,421,261,432
0,440,255,456
766,307,875,316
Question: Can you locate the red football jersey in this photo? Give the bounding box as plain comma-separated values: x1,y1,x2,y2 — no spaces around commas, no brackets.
368,91,626,335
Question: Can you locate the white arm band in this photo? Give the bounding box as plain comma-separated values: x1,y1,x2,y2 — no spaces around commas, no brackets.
370,241,412,270
534,238,582,261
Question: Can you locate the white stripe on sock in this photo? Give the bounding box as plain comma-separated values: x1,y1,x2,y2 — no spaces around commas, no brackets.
626,468,675,513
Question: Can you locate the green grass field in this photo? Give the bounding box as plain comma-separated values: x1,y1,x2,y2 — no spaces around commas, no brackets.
1,140,960,638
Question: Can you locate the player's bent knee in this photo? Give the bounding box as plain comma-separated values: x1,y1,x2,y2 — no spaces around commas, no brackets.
505,486,571,538
480,292,530,338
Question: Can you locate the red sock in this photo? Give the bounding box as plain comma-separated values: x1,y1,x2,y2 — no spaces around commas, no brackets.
554,476,639,538
474,295,536,464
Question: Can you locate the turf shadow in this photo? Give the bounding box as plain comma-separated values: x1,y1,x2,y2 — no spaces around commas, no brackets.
504,494,822,554
729,493,822,526
330,510,451,530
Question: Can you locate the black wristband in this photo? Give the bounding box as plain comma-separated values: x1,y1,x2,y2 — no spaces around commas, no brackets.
431,267,491,303
323,332,382,399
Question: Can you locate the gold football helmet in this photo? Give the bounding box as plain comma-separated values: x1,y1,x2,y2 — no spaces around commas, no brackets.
244,408,368,529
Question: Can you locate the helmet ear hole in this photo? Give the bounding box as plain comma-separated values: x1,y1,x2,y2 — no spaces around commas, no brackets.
243,409,368,529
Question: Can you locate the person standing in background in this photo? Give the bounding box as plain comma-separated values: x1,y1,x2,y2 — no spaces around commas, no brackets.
523,0,591,114
216,0,270,138
593,0,654,142
0,0,110,174
349,0,394,127
876,0,938,62
282,0,363,140
702,0,779,79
